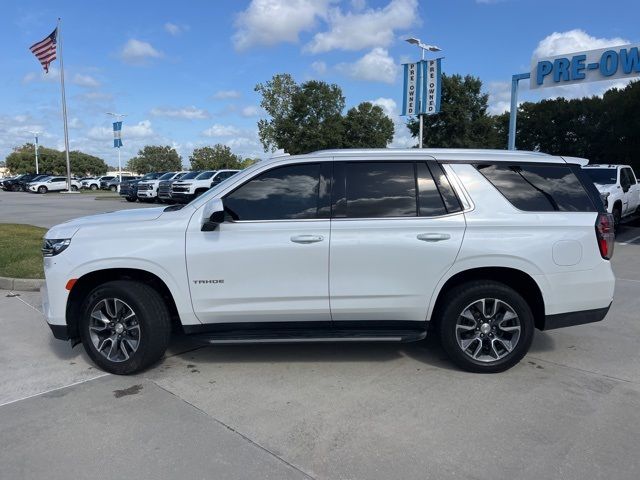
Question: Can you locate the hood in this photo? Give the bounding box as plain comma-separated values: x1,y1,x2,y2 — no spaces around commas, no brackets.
593,183,617,195
45,207,167,239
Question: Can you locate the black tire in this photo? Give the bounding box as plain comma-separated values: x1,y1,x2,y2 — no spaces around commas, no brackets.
612,206,622,233
125,196,137,202
438,281,534,373
12,184,21,192
38,186,47,194
90,184,98,191
71,185,78,191
79,280,171,375
110,185,117,192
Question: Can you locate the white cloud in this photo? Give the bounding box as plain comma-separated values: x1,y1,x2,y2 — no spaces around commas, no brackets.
305,0,418,53
338,48,397,84
22,67,59,84
164,22,188,36
73,73,100,88
311,60,327,74
486,81,512,115
213,89,241,99
88,120,155,141
120,39,163,64
240,106,261,117
233,0,332,51
150,106,210,120
533,29,628,59
202,124,242,137
369,97,415,148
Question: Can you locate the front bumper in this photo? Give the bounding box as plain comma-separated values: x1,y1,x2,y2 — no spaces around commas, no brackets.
171,192,194,202
137,191,156,198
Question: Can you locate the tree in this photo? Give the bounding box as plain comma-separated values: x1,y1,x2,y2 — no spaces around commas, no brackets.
407,74,501,148
126,145,182,174
343,102,394,148
256,74,345,154
189,145,244,170
5,143,107,175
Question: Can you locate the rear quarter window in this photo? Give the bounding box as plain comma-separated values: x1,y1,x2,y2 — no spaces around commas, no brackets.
476,164,596,212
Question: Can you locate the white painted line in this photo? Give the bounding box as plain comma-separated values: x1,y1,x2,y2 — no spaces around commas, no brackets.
9,291,44,315
0,373,110,409
618,277,640,284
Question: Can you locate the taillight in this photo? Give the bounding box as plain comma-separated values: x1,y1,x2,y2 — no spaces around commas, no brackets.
595,213,615,260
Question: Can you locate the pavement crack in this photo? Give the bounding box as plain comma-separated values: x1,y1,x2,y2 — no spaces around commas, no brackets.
527,355,637,385
149,380,316,480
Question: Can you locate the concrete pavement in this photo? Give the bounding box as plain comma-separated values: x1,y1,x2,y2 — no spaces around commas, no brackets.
0,222,639,479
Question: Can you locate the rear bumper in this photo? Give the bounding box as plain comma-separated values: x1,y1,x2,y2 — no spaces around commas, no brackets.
49,323,70,340
542,303,611,330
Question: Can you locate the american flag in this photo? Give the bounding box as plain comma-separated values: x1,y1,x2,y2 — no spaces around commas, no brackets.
29,28,57,73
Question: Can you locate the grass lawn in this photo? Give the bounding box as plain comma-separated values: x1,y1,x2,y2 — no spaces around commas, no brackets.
0,223,46,279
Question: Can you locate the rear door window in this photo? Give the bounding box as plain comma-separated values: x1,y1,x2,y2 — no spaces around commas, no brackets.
335,162,417,218
476,164,595,212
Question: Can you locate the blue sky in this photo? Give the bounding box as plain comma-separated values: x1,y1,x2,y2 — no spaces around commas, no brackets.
1,0,638,167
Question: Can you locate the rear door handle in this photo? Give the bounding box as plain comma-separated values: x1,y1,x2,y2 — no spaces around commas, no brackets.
290,235,324,244
417,233,451,242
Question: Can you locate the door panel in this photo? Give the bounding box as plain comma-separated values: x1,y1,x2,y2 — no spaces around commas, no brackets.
329,160,465,322
329,215,465,321
186,219,330,323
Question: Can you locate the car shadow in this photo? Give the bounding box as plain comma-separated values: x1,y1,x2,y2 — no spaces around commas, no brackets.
165,332,459,371
529,331,555,353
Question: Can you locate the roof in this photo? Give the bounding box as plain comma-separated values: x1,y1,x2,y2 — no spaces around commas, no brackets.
582,164,625,169
269,148,568,164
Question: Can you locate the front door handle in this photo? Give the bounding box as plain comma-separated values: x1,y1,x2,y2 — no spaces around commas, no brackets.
291,235,324,244
417,233,451,242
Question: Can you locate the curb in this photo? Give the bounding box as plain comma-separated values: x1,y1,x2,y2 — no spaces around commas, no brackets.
0,276,44,292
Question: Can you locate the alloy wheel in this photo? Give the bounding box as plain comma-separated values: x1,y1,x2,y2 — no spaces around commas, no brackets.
455,298,521,363
89,298,140,362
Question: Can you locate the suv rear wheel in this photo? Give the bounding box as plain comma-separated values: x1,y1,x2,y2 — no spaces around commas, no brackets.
38,186,48,194
79,280,171,374
90,184,98,190
438,281,534,373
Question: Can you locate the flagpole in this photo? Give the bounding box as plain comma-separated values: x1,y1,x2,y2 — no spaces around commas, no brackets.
57,18,73,192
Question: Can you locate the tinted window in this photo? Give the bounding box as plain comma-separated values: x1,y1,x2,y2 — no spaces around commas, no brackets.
583,168,617,185
416,163,448,216
622,168,636,186
159,172,176,180
430,163,462,213
224,163,323,221
338,162,417,218
51,177,65,182
181,171,201,180
477,164,595,212
196,171,216,180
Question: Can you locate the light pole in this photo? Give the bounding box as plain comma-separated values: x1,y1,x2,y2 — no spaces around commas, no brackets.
405,37,441,148
29,131,40,174
106,112,126,181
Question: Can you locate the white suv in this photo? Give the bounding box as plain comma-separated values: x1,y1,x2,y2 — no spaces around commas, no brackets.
41,149,615,374
28,176,81,193
136,172,183,202
171,170,239,202
582,164,639,228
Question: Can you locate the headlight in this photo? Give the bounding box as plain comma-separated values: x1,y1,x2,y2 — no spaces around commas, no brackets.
42,238,71,257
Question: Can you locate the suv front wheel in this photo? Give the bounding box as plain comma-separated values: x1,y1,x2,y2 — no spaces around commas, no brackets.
79,280,171,374
438,281,534,373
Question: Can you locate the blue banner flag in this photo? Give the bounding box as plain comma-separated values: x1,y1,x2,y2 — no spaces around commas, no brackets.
113,121,123,148
401,59,442,116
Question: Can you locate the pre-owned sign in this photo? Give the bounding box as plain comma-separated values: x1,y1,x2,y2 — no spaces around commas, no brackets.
401,59,442,116
531,44,640,89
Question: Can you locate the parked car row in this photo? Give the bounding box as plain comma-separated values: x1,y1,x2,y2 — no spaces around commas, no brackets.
119,169,240,203
0,173,81,193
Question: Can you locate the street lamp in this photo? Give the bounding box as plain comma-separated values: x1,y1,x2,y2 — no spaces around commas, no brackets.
405,37,442,148
106,112,127,181
29,131,40,174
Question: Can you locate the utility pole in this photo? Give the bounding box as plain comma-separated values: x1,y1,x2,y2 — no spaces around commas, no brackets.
30,131,40,174
106,112,127,181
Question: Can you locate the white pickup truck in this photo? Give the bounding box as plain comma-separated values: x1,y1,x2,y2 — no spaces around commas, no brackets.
582,164,640,228
171,170,239,202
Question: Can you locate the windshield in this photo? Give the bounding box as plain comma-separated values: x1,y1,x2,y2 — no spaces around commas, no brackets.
159,172,176,180
584,168,617,185
196,171,216,180
141,173,162,180
180,171,201,180
185,171,244,207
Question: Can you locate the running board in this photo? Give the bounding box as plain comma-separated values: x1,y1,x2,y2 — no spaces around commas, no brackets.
190,328,427,345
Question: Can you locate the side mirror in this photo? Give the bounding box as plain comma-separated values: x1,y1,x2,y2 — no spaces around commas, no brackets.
201,198,225,232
